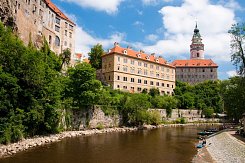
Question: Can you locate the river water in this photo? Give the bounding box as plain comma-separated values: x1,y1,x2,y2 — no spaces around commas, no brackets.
1,125,211,163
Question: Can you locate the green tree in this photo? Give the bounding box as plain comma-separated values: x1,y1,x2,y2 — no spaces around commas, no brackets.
149,88,160,97
122,93,152,125
203,107,214,118
67,63,102,108
228,23,245,76
0,22,66,143
60,48,71,70
220,77,245,122
88,44,104,69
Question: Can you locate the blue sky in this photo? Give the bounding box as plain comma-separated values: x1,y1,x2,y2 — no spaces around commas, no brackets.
53,0,245,80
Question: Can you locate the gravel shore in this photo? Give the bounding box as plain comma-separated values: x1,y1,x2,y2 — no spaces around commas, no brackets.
193,131,245,163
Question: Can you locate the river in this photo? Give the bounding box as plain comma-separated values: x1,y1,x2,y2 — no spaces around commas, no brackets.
0,125,212,163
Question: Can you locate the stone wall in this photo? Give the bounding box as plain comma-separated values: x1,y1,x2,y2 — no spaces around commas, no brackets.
0,0,15,27
69,105,120,130
149,109,220,122
64,107,221,130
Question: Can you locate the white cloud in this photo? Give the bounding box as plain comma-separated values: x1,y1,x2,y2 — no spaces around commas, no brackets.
137,0,236,62
142,0,173,5
226,70,238,77
62,10,125,56
133,21,144,26
137,10,143,15
133,21,145,32
61,0,124,14
218,0,243,10
142,0,158,5
145,34,159,42
75,26,125,56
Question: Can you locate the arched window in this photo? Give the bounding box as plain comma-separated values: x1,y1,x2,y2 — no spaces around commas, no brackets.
55,36,60,46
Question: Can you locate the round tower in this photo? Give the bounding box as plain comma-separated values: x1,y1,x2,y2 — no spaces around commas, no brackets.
190,23,204,59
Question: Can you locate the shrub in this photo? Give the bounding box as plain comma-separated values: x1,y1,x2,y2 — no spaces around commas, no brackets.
175,117,186,124
96,123,104,130
148,110,161,125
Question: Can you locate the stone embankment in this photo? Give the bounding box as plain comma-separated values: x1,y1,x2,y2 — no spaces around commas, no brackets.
0,127,138,158
206,131,245,163
193,130,245,163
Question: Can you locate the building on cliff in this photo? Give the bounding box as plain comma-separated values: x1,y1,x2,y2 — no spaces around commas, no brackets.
0,0,76,61
101,42,176,95
172,24,218,84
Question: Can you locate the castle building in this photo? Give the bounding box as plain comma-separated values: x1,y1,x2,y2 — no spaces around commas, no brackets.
172,24,218,84
102,43,176,95
5,0,75,59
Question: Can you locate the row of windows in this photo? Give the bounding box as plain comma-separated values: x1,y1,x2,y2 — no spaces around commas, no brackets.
21,0,74,32
178,74,215,79
118,57,172,73
179,68,215,73
116,76,173,88
117,85,171,94
117,66,173,80
48,35,72,48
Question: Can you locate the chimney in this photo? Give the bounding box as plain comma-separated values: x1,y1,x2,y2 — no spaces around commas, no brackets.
151,53,155,56
127,45,131,49
140,50,145,53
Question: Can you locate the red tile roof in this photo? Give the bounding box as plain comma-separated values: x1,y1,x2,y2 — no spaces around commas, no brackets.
44,0,75,25
75,53,83,59
105,43,174,68
172,59,218,68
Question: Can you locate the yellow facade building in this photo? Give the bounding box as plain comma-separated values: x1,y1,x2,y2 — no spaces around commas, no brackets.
102,42,176,95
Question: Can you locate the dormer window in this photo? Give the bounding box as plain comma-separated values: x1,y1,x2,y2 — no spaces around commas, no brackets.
155,59,159,63
123,49,127,55
146,56,150,60
137,53,141,58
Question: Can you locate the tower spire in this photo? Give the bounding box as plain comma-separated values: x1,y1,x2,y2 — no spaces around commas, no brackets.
190,23,204,59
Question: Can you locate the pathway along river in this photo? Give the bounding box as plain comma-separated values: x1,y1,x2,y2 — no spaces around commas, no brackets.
1,125,213,163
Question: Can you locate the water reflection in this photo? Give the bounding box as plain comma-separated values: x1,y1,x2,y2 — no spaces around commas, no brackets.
1,125,212,163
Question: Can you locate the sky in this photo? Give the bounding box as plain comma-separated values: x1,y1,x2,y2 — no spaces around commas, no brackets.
53,0,245,80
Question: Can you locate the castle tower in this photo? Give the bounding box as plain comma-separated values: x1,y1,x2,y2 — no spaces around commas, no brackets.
190,23,204,59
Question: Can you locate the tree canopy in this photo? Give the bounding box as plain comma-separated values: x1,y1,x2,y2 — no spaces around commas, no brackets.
228,23,245,76
0,23,65,144
88,44,104,69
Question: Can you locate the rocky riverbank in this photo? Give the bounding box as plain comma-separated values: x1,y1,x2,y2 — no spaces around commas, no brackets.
0,123,221,159
193,130,245,163
0,127,139,158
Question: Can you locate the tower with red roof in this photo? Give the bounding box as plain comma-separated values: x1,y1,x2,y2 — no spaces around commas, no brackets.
172,24,218,84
